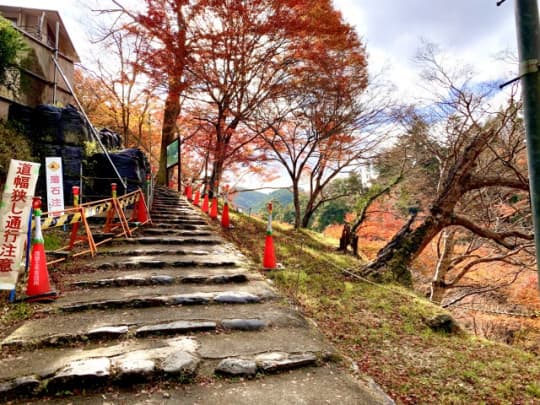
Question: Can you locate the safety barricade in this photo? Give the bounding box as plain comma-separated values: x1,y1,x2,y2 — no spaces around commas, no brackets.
36,185,151,265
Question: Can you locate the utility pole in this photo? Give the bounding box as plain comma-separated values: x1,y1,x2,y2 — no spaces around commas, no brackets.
514,0,540,290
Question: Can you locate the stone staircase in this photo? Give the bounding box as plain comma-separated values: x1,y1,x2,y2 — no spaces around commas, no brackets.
0,187,391,404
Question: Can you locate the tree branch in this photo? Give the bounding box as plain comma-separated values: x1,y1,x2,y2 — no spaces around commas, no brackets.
451,214,534,249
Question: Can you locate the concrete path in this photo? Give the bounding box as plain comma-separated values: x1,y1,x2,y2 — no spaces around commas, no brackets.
0,187,393,404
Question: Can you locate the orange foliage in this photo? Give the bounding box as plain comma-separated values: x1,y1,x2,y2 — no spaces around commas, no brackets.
323,223,344,239
356,198,404,242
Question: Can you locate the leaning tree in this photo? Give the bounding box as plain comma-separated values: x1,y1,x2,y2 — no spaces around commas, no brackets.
361,46,532,287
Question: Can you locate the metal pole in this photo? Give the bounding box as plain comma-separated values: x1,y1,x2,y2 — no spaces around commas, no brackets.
515,0,540,290
52,21,59,104
177,137,182,193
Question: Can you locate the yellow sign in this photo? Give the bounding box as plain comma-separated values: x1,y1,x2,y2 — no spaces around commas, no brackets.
47,160,60,171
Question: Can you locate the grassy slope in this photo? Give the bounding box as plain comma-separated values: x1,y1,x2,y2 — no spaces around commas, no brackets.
221,211,540,405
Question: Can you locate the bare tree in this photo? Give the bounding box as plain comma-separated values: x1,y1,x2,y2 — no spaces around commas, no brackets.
361,45,532,287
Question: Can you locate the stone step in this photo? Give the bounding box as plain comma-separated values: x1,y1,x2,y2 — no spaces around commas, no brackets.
2,302,307,348
62,266,263,286
97,244,221,257
124,235,224,245
48,281,278,313
141,226,212,234
0,337,200,399
65,268,253,289
148,219,209,226
151,203,191,209
82,253,242,271
150,205,192,210
37,364,389,405
0,327,335,400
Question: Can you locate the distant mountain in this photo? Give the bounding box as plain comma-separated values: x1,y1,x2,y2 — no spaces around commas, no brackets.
232,188,293,213
232,189,268,212
255,189,293,210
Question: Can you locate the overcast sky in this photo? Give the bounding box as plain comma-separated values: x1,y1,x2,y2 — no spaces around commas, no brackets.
333,0,519,100
2,0,521,100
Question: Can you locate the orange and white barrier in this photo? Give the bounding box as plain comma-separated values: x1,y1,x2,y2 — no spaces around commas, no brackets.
36,185,151,265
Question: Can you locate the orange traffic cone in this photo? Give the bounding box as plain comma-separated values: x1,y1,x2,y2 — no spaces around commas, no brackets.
210,197,218,220
134,192,150,224
221,202,230,228
201,194,209,213
263,202,276,269
26,206,58,302
193,189,200,206
263,235,277,269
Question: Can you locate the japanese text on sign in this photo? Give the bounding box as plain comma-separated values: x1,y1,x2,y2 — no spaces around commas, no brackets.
0,160,40,290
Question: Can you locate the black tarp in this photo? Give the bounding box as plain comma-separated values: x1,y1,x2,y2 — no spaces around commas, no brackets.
35,105,62,144
60,105,92,146
85,148,150,197
7,103,136,204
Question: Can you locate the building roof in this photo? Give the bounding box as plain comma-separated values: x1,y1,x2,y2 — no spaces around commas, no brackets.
0,5,80,63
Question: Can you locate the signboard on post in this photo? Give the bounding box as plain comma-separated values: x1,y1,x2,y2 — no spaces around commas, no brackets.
45,157,64,216
166,139,179,168
166,138,181,192
0,160,40,290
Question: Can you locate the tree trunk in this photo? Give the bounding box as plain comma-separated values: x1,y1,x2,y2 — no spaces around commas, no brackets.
209,158,224,198
293,182,301,229
301,201,314,228
156,88,181,186
361,213,445,286
430,229,456,304
338,224,352,252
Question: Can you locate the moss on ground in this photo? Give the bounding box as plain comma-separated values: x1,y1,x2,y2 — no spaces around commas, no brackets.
220,210,540,405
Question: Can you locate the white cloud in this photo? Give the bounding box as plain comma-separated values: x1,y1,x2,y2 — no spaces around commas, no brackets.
334,0,518,102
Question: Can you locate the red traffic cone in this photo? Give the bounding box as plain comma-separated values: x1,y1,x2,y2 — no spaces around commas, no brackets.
26,207,57,302
201,194,209,213
186,184,193,201
263,202,276,269
135,193,150,224
193,190,200,206
263,235,277,269
221,202,230,228
209,197,218,220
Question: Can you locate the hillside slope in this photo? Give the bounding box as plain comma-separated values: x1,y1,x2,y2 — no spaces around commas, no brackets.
218,210,540,404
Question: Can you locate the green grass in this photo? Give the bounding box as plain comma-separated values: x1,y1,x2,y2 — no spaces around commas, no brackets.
44,229,66,250
220,211,540,405
2,301,33,322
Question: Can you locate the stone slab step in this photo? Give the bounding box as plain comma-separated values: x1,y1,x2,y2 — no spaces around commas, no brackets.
0,337,200,399
2,303,308,348
151,202,194,214
148,218,208,226
97,244,220,257
140,227,213,235
38,364,391,405
82,253,242,271
48,282,278,312
65,269,253,289
124,236,224,245
65,265,256,283
1,328,336,400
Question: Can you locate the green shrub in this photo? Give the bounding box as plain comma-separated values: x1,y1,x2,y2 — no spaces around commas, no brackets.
0,121,34,184
0,15,28,91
